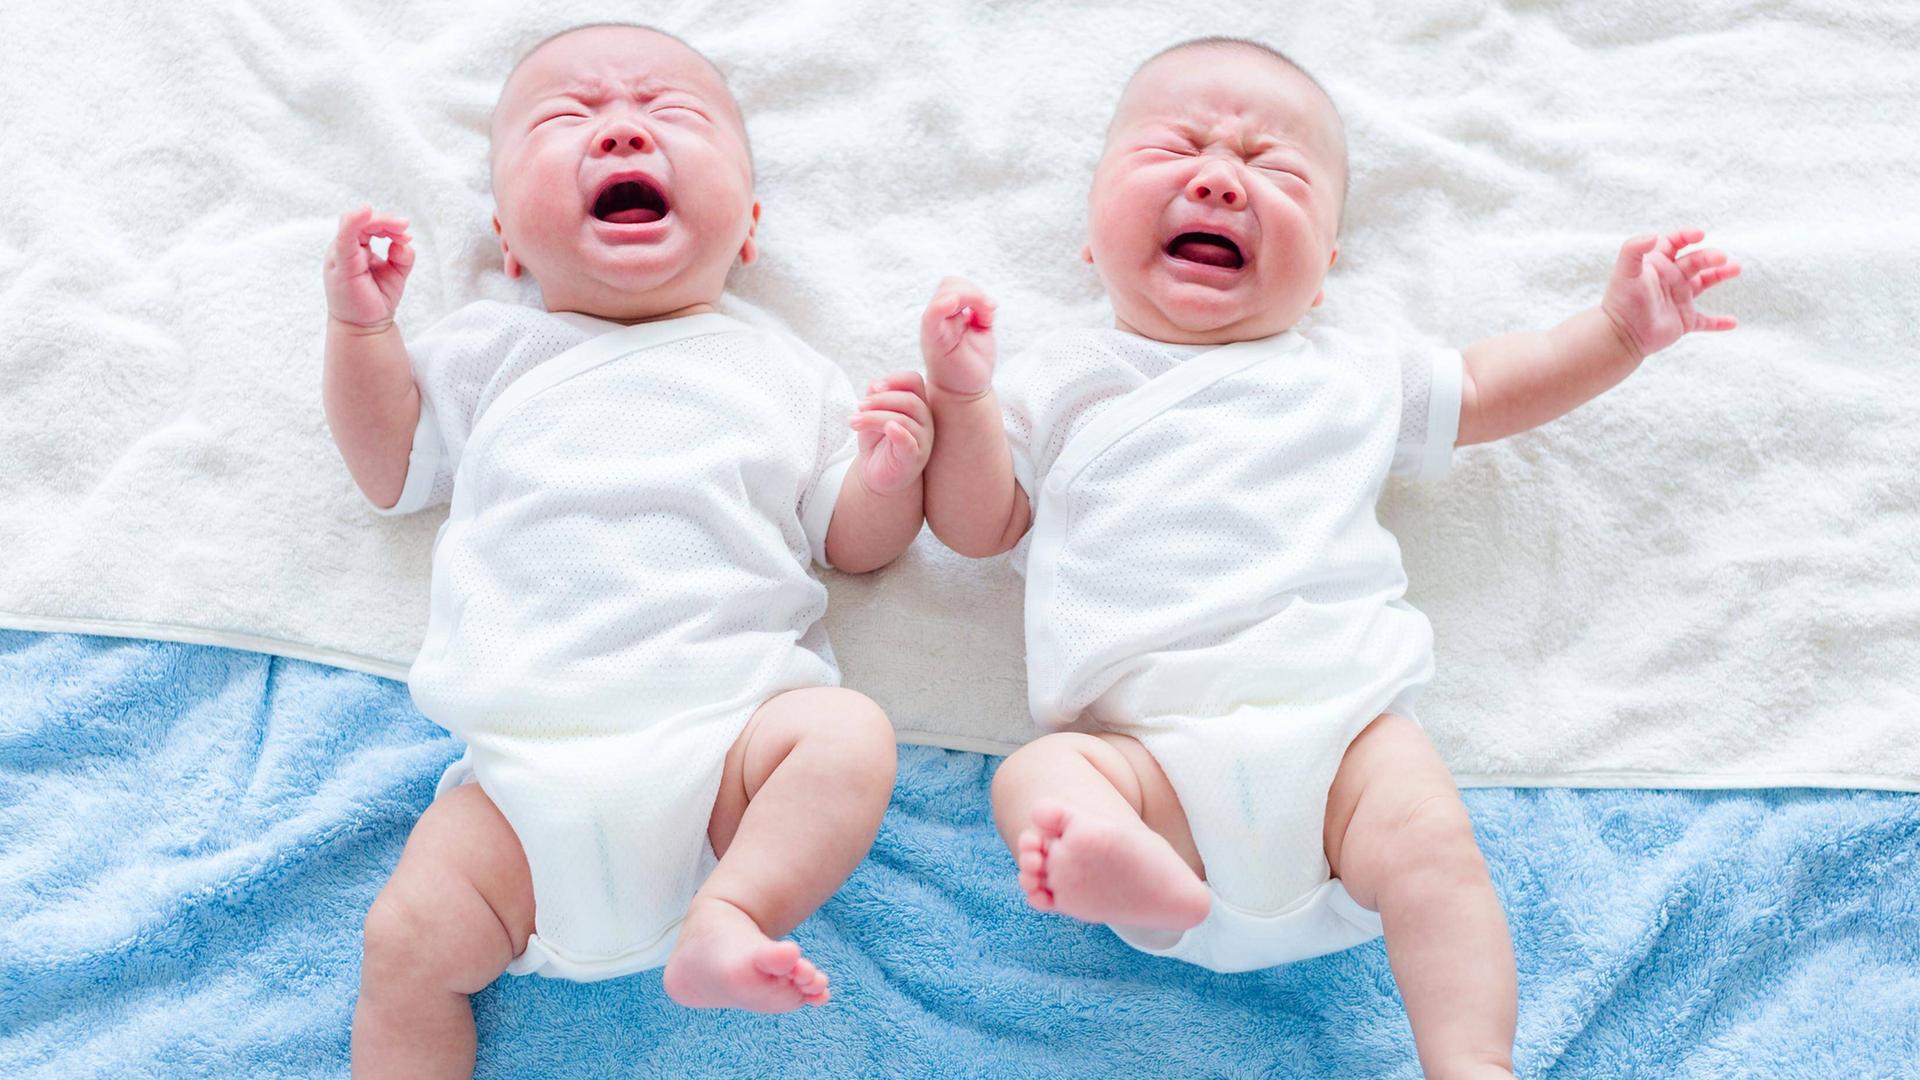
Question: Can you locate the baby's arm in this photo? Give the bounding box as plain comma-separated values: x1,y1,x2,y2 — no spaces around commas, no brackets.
920,279,1032,558
322,205,420,508
824,372,931,573
1457,228,1740,445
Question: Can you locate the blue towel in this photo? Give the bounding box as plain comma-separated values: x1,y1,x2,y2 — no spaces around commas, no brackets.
2,629,1916,1077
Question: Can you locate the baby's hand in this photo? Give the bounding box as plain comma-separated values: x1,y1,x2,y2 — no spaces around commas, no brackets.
325,205,415,332
1601,228,1741,360
920,278,997,397
848,371,933,496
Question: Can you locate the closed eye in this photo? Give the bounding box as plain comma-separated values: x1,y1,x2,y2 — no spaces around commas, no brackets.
652,104,708,121
536,112,588,127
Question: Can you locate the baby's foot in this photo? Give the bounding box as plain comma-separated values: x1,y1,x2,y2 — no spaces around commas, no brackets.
662,896,829,1012
1016,800,1210,931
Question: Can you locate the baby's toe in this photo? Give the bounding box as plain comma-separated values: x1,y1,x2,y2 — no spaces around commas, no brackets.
1030,800,1070,838
752,940,802,978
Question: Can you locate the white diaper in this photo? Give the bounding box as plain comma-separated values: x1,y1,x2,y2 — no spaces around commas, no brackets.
1113,879,1383,974
434,711,739,984
1091,691,1425,973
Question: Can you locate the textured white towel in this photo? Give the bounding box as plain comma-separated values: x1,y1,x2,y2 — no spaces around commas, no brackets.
2,1,1916,788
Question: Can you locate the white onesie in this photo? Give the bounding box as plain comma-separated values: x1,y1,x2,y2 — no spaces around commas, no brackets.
997,324,1461,973
373,300,856,982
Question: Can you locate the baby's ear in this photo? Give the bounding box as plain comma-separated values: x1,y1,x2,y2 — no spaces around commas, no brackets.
492,214,522,279
1311,246,1338,307
737,201,763,267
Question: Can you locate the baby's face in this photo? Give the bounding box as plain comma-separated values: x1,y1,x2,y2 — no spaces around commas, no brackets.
489,28,758,320
1086,48,1347,344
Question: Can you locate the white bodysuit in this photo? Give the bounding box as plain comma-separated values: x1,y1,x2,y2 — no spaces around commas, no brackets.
375,300,856,981
998,325,1461,973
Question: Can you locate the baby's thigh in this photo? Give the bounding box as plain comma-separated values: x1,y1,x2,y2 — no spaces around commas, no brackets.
1322,713,1474,908
705,686,895,857
363,781,536,991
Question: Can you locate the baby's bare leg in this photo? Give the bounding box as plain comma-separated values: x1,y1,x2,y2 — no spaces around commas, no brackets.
661,687,896,1012
989,732,1211,931
352,781,534,1080
1324,714,1516,1079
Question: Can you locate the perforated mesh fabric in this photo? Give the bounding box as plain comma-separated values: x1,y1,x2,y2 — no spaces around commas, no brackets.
1001,326,1462,940
379,302,856,967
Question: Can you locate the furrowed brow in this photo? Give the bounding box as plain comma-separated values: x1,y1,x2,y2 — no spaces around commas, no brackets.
555,77,614,101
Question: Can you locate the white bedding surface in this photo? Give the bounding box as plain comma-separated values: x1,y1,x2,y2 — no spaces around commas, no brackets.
2,1,1916,787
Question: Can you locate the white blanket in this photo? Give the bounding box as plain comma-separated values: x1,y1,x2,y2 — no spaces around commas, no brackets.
2,1,1916,789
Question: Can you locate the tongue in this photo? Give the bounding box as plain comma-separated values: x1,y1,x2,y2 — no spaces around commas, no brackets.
603,207,664,225
1170,237,1240,267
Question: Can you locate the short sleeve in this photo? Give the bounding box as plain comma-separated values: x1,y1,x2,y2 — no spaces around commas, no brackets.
1389,343,1464,483
797,354,857,570
365,301,526,516
368,393,445,516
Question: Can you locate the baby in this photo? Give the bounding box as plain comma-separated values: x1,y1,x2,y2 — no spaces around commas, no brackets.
320,24,933,1076
920,38,1738,1078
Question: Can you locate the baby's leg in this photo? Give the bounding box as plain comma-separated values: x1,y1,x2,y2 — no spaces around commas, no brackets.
990,732,1211,931
662,686,896,1012
352,781,534,1080
1324,714,1516,1079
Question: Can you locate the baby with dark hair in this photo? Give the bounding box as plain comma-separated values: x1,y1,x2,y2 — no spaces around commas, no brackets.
920,37,1738,1078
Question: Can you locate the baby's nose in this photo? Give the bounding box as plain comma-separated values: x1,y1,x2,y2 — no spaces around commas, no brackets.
595,126,649,155
1186,167,1245,207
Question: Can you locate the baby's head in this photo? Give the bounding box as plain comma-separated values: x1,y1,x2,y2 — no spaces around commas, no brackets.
1085,38,1348,344
488,24,758,320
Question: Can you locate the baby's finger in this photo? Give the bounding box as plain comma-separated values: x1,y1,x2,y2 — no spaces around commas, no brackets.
961,301,995,331
361,218,412,243
928,292,968,321
860,389,929,418
385,236,416,271
1693,312,1738,332
867,370,928,400
921,296,966,345
1656,227,1705,261
848,409,919,435
1614,235,1657,277
884,420,920,458
1676,249,1727,278
1689,263,1740,293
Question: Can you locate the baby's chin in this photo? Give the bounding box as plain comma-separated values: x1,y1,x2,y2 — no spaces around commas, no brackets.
1120,285,1288,344
530,250,729,320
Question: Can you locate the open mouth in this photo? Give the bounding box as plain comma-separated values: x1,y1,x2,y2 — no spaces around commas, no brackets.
1165,232,1244,270
591,177,669,225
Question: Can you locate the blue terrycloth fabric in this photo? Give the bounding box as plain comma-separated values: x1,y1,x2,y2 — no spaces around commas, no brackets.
1,629,1916,1078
